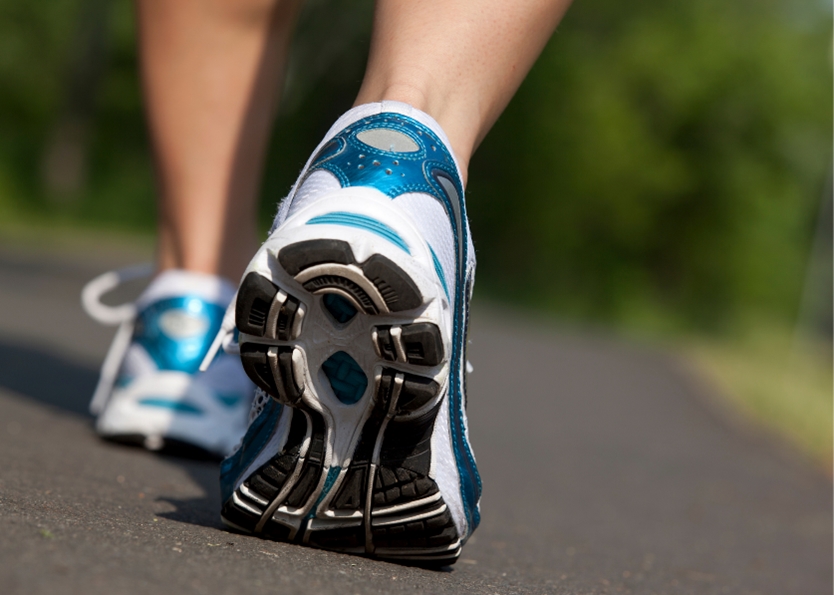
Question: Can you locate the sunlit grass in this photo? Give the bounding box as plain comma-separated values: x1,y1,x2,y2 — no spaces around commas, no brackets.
683,323,832,468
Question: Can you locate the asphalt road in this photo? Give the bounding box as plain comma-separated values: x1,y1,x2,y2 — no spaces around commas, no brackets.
0,235,830,595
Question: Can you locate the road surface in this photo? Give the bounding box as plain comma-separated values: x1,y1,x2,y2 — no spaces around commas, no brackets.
0,235,830,594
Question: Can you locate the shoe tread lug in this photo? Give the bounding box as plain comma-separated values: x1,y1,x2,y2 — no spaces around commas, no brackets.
230,237,461,565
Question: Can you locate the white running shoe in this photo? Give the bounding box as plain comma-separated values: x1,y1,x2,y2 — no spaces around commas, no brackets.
213,101,481,565
83,268,254,458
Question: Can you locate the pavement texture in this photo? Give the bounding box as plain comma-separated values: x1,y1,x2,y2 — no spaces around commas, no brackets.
0,235,830,595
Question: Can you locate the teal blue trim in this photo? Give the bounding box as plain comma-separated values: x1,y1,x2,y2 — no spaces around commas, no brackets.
322,351,368,405
323,293,357,324
302,112,481,535
135,296,225,374
215,393,241,408
220,399,282,503
306,212,410,254
307,118,457,205
429,246,450,300
137,397,203,415
114,375,134,389
307,466,342,518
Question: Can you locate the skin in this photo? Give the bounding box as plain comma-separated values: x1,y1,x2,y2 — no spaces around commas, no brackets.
136,0,572,282
137,0,303,281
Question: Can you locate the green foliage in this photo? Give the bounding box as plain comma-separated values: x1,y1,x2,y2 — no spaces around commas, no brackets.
0,0,75,204
0,0,828,335
469,0,831,332
0,0,155,227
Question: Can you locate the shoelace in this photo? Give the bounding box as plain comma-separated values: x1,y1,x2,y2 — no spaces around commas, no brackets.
82,264,154,415
199,299,239,371
81,263,240,415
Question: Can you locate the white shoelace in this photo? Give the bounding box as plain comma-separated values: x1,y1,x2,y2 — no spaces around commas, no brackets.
81,264,154,415
199,298,239,371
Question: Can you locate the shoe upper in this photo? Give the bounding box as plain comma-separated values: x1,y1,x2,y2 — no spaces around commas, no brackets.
132,295,225,375
85,268,254,457
225,101,482,538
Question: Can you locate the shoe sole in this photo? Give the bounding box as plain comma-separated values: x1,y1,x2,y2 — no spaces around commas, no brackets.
222,236,461,566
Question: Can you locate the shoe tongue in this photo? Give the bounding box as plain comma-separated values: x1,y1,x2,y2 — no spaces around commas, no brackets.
136,269,236,311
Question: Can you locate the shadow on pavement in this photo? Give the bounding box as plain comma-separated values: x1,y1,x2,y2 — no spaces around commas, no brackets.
0,337,96,417
0,335,224,527
156,481,224,530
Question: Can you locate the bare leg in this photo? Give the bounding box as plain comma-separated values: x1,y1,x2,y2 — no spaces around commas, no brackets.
137,0,302,282
355,0,572,182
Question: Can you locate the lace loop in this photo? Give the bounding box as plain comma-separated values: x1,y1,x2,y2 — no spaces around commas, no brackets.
82,264,153,414
81,263,155,326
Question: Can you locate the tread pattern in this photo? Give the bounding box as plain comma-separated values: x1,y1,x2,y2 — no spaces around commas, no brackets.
237,272,304,340
239,344,303,406
303,275,378,314
277,238,422,314
375,323,444,366
278,239,354,276
228,240,460,566
361,254,422,312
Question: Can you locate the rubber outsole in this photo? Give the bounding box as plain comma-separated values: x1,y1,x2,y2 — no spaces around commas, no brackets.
224,239,460,566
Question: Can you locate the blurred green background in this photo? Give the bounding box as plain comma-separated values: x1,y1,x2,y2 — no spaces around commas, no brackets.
0,0,831,461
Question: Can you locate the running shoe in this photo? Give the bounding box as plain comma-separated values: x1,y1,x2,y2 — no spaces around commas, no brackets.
83,267,254,458
212,101,481,565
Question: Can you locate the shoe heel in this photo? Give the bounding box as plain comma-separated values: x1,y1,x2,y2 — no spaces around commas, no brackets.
224,235,461,565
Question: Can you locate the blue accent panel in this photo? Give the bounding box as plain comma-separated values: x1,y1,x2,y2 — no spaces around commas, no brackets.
429,246,450,300
454,274,482,533
307,466,342,518
220,399,282,503
136,397,204,415
461,273,482,531
322,293,357,324
307,212,410,254
134,296,225,374
306,116,460,207
216,393,241,408
322,351,368,405
114,375,134,389
306,112,482,533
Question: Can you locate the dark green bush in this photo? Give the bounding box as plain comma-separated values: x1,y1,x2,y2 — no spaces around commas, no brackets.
0,0,828,334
